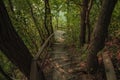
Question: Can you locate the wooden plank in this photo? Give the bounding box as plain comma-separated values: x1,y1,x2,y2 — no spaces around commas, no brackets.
102,52,117,80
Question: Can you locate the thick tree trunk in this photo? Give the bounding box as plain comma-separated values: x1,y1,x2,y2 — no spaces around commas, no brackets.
87,0,118,73
0,0,33,78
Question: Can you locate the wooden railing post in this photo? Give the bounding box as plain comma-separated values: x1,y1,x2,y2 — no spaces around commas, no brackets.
30,59,45,80
30,59,39,80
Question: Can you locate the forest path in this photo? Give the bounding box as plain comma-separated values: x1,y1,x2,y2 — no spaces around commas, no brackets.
46,30,83,80
45,30,118,80
51,30,71,80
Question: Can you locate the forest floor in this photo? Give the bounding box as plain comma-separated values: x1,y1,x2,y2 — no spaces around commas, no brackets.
66,37,120,80
44,30,120,80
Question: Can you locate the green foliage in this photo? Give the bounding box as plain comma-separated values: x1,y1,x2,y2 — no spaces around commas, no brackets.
0,74,7,80
1,0,120,79
64,1,80,45
0,51,13,79
109,1,120,38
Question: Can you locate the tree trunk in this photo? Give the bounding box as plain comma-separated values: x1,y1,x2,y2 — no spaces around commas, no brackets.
26,0,44,45
86,0,93,43
87,0,118,73
66,0,70,31
80,0,89,46
0,0,33,78
44,0,53,36
56,11,59,29
23,18,39,53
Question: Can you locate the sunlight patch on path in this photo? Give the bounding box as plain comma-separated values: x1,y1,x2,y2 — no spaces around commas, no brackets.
54,30,65,43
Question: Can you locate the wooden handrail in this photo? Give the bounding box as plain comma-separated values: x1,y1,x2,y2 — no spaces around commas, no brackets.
30,33,54,80
34,33,54,60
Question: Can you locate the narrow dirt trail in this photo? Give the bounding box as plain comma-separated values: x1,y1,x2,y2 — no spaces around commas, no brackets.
51,43,70,80
46,30,94,80
50,30,72,80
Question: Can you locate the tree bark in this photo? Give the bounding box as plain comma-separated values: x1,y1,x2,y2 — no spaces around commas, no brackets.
26,0,44,45
66,0,70,31
87,0,118,73
0,0,33,78
86,0,93,43
23,18,39,53
56,11,59,29
80,0,89,46
44,0,53,36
